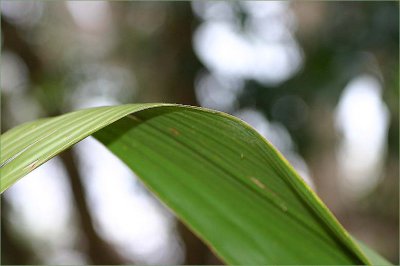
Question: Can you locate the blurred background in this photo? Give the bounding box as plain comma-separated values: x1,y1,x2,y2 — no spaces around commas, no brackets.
0,1,398,264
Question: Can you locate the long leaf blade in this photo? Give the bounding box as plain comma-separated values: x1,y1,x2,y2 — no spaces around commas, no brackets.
0,104,387,264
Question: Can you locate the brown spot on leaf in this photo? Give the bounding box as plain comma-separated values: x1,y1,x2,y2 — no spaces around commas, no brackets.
27,160,39,171
248,176,288,212
250,177,265,189
169,128,180,136
127,115,141,122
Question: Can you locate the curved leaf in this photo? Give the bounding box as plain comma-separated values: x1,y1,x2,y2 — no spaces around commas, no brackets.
0,104,388,264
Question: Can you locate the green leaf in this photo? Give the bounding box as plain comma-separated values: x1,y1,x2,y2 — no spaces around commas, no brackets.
0,104,389,264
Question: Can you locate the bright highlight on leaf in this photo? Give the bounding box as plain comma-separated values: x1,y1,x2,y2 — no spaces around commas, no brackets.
0,104,391,265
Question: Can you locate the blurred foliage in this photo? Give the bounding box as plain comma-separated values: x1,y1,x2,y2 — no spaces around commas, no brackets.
238,2,398,157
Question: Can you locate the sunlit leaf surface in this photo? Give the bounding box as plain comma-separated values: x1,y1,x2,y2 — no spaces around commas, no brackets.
0,104,389,265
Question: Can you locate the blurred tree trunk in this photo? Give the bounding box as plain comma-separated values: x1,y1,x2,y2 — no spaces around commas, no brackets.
60,149,129,264
144,4,223,264
113,2,223,264
1,197,37,264
306,103,344,213
1,18,127,265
